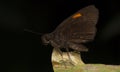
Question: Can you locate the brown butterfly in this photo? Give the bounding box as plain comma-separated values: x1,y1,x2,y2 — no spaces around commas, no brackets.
41,5,99,54
24,5,99,66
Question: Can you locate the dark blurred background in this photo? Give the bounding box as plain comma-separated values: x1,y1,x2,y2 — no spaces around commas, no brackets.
1,0,120,72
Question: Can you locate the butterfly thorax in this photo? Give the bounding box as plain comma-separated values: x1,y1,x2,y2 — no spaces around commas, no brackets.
41,32,65,48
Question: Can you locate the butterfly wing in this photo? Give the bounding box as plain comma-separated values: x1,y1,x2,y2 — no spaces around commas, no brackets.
53,5,99,44
44,5,99,52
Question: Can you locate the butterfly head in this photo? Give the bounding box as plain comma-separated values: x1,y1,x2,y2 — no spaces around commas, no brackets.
41,33,53,45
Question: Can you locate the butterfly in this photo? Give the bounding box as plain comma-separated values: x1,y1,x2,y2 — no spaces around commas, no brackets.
41,5,99,54
24,5,99,66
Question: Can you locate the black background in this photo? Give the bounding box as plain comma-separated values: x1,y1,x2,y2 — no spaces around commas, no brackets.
1,0,120,72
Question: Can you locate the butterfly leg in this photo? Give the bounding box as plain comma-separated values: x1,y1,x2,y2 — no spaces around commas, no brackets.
65,47,75,66
55,47,71,68
51,41,67,68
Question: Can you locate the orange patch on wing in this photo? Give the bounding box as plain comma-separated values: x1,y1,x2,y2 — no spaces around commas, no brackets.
72,13,82,19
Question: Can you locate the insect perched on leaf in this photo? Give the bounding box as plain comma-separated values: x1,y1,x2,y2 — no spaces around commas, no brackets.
41,5,99,60
24,5,99,66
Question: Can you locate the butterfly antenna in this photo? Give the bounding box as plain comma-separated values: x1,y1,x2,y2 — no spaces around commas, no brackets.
24,29,43,35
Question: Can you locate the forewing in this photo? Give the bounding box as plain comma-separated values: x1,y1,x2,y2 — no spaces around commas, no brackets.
53,5,99,43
